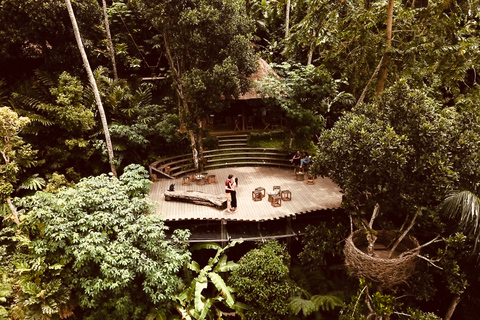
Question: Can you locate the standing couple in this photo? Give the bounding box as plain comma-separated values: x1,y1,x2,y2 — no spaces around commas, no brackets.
225,174,238,213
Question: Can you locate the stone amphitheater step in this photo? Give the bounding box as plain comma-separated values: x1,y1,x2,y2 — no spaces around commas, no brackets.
150,133,290,181
217,134,248,149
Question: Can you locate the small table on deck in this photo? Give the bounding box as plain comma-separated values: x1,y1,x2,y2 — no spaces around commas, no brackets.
194,173,208,185
295,172,305,181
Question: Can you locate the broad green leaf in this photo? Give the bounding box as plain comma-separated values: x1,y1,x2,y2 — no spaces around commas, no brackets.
190,242,222,252
208,272,234,307
198,298,213,320
194,281,208,311
188,260,201,273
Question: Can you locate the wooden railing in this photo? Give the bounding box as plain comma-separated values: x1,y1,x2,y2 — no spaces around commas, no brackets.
149,154,195,180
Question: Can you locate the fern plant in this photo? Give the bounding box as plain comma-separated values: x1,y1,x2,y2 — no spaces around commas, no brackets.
14,276,71,320
0,268,13,320
289,291,343,317
11,252,72,320
10,70,102,176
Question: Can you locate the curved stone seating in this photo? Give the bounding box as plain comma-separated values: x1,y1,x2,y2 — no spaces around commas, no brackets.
150,147,292,180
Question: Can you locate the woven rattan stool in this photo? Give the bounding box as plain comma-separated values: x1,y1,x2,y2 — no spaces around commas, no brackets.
281,190,291,201
306,175,315,185
255,187,266,198
252,190,263,201
271,194,282,207
267,190,279,202
208,175,217,184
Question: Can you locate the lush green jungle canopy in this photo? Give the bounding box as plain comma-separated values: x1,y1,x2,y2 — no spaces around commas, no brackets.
1,0,480,319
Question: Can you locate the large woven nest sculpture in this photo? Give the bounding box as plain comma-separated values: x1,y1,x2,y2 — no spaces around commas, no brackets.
344,230,420,289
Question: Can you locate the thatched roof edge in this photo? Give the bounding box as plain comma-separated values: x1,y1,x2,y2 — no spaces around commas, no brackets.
238,57,279,100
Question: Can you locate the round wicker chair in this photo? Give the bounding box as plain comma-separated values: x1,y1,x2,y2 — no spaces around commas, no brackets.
344,229,420,289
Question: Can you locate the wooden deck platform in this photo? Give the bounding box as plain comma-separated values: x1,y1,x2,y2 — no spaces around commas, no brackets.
149,167,342,222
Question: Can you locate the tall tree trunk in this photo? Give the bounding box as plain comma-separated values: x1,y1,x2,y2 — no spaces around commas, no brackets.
444,294,461,320
102,0,118,80
65,0,117,177
376,0,394,96
197,118,205,172
163,31,201,170
355,56,384,107
307,48,313,65
307,30,316,65
188,130,199,170
285,0,291,38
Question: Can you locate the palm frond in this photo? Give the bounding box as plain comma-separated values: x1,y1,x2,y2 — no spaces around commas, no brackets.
18,174,45,191
132,86,153,108
0,79,8,106
18,111,55,127
439,190,480,235
82,86,96,107
11,92,43,111
439,190,480,257
34,70,56,88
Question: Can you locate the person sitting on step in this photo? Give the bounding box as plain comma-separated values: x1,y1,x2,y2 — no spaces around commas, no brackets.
290,150,301,167
300,152,311,169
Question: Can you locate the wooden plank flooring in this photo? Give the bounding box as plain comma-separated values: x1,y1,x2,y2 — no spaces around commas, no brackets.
149,167,342,222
